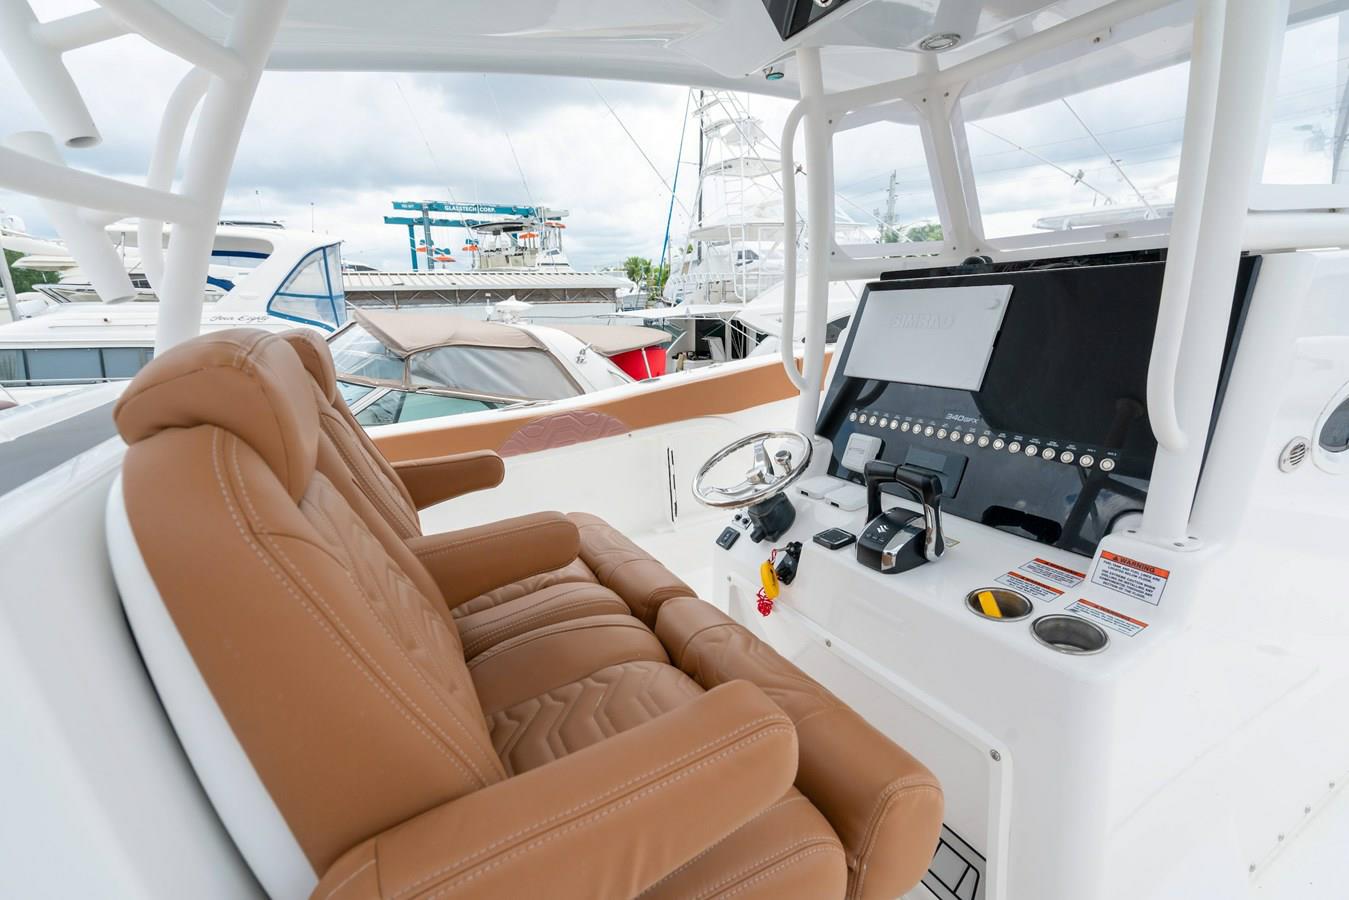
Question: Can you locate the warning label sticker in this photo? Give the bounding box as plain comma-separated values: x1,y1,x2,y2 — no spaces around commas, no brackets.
995,571,1062,602
1090,551,1170,606
1018,558,1085,589
1066,598,1149,637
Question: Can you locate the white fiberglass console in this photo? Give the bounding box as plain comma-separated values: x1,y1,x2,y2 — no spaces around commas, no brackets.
706,250,1349,900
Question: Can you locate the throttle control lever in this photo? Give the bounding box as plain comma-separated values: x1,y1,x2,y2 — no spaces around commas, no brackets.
856,461,947,573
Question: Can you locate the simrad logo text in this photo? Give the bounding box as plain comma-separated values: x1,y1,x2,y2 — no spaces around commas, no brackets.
890,313,956,330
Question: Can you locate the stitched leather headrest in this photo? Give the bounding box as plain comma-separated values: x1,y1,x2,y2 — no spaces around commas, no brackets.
114,329,319,502
281,328,338,404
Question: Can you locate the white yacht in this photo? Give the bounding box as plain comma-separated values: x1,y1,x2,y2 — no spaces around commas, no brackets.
622,93,883,363
663,92,876,309
8,219,289,305
0,211,65,257
0,211,66,322
2,4,1348,900
0,225,347,402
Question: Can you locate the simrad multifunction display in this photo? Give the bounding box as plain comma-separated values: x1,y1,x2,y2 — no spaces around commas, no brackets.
818,257,1260,557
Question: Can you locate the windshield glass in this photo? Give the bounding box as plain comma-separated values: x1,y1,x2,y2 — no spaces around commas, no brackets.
964,57,1186,239
354,390,501,426
329,325,404,382
1261,13,1347,185
959,7,1344,239
268,245,349,331
336,380,376,407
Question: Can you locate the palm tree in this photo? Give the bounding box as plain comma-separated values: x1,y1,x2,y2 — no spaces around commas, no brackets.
623,255,651,285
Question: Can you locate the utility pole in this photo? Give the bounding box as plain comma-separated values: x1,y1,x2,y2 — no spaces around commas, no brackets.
877,170,899,242
885,170,898,228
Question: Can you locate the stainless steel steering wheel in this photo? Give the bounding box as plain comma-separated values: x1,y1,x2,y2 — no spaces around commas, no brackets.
692,430,813,509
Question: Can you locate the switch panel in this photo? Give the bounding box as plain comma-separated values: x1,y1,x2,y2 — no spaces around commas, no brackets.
841,433,883,474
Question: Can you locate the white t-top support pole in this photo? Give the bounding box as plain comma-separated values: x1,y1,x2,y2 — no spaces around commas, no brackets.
155,0,286,352
1139,0,1289,546
0,0,101,147
793,46,835,435
3,130,136,302
140,67,212,292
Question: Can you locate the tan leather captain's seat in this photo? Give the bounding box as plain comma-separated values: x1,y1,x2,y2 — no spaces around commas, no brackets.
107,329,943,899
281,329,697,656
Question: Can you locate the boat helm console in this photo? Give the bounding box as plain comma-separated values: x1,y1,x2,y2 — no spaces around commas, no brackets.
696,250,1262,620
690,250,1271,894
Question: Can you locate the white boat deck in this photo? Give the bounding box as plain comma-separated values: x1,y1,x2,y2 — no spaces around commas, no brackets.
1254,779,1349,898
630,510,726,602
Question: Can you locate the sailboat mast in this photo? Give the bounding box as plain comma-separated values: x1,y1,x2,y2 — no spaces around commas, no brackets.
696,90,704,266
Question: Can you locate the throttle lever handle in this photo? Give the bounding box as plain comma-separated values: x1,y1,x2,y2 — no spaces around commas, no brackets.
863,460,946,561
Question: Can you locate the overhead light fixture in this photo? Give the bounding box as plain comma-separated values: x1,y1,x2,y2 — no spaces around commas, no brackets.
763,66,785,81
918,33,962,52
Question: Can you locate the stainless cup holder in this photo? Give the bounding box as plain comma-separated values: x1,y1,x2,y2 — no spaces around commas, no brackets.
1030,614,1109,655
964,588,1033,622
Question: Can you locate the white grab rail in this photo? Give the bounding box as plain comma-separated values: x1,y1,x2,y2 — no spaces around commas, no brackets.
1144,0,1225,454
1139,0,1290,544
778,97,810,392
140,68,212,293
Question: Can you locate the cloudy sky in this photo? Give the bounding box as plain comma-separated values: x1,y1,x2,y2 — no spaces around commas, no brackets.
1,3,1340,273
0,20,727,270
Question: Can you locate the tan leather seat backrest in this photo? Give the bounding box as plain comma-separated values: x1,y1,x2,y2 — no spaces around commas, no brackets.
113,329,504,873
283,329,423,539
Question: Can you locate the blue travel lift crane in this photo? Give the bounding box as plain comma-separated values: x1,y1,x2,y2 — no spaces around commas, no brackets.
382,200,564,270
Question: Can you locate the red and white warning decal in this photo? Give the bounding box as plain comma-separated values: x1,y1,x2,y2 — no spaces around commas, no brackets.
1018,558,1085,589
1090,551,1169,606
995,571,1062,602
1065,598,1149,637
994,558,1083,602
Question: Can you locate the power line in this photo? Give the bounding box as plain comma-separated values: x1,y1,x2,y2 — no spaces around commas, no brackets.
969,121,1116,204
483,74,536,208
1061,98,1157,218
589,80,691,218
392,79,458,202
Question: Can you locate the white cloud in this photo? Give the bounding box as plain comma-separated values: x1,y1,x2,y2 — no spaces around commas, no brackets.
4,4,1340,271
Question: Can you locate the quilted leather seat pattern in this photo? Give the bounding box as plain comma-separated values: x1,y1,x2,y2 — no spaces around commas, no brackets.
451,557,599,618
456,581,629,658
486,660,704,776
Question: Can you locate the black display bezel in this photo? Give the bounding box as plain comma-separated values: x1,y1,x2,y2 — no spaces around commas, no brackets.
817,253,1260,557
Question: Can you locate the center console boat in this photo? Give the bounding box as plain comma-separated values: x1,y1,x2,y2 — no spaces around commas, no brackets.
2,2,1348,900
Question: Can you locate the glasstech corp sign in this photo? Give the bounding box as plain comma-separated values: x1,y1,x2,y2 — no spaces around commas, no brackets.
392,201,545,218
